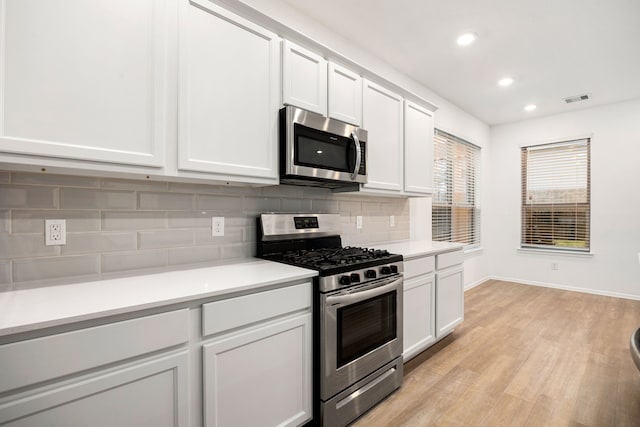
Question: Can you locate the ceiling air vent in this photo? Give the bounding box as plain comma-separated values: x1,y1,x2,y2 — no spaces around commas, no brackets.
564,93,590,104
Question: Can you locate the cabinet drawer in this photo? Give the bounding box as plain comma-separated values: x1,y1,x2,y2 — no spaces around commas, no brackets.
436,249,464,270
0,309,189,394
404,256,435,279
202,282,311,337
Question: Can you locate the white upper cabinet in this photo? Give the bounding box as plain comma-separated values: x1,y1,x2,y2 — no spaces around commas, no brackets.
328,62,362,126
0,0,169,168
177,0,280,184
404,101,435,195
362,79,404,193
281,40,327,115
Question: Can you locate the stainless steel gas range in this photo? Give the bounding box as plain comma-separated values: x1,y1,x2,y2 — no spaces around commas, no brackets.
257,213,403,427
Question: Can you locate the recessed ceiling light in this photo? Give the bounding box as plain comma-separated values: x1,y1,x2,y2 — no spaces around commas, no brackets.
498,77,514,87
457,32,477,46
524,104,537,112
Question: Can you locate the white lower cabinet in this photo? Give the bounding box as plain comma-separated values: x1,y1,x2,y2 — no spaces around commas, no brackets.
403,274,435,361
202,313,312,427
201,281,313,427
435,255,464,338
0,309,190,426
0,351,189,427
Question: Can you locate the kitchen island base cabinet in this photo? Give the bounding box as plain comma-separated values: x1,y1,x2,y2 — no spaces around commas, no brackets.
435,265,464,338
0,351,188,427
202,313,312,427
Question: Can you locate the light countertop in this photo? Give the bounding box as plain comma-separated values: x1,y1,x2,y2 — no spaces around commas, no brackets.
0,259,316,338
371,240,464,260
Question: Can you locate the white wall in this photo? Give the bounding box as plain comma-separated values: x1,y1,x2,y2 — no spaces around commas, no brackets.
488,98,640,299
235,0,492,287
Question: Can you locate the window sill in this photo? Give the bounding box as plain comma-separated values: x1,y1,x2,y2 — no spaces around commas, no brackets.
517,247,594,258
464,247,483,255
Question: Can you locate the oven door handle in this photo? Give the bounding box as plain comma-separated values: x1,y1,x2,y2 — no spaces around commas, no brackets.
350,131,361,181
326,277,402,306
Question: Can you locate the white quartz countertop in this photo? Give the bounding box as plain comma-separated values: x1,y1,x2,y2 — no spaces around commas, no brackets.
371,240,464,260
0,259,316,338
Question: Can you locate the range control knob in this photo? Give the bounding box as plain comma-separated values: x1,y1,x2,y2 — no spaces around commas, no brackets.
380,266,392,275
339,275,351,286
365,269,377,279
350,273,361,283
390,265,399,274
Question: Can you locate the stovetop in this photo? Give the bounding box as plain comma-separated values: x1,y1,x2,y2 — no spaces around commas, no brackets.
263,246,402,275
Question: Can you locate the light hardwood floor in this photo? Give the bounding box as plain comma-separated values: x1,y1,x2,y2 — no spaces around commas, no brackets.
353,279,640,427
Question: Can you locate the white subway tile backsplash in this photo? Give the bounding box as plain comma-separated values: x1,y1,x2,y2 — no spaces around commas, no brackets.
0,210,9,233
138,192,195,210
0,261,10,285
101,250,167,273
138,229,195,249
0,185,57,208
61,188,135,210
101,178,168,192
12,173,99,188
168,245,221,266
62,233,137,255
102,211,167,231
0,171,409,288
12,210,101,233
13,255,99,283
0,235,58,260
197,195,243,211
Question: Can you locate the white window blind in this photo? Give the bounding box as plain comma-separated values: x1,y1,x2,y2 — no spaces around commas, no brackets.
432,129,481,248
521,138,591,251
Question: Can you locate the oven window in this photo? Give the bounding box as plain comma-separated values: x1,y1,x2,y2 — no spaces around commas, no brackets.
337,291,397,368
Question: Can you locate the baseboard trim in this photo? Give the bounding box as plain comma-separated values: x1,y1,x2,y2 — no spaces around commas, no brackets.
464,276,491,291
488,275,640,301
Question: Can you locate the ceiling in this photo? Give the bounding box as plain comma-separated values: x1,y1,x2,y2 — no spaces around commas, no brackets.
281,0,640,125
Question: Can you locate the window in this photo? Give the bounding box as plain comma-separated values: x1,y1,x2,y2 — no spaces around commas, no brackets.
521,138,590,252
432,129,481,249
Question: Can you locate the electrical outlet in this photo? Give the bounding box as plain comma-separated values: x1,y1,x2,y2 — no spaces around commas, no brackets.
356,216,363,230
211,217,224,236
389,215,395,227
551,262,558,271
45,219,66,246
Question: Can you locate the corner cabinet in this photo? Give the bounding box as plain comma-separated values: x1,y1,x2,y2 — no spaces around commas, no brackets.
362,79,404,193
177,0,280,185
404,101,435,195
0,0,170,168
201,282,313,427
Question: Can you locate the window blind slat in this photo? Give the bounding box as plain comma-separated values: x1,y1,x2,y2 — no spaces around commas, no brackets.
433,129,481,248
521,139,590,251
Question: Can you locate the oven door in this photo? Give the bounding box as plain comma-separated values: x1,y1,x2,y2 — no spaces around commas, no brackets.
320,275,403,400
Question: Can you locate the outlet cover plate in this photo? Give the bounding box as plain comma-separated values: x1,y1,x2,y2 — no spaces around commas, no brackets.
45,219,66,246
212,217,224,236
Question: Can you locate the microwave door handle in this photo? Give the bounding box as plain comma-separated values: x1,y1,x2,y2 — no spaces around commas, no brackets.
326,277,402,306
350,131,361,181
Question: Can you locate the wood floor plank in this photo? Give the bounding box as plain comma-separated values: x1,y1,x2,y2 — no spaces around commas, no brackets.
351,280,640,427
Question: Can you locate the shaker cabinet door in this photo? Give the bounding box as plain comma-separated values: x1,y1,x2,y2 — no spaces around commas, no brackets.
404,100,435,195
362,79,404,193
282,40,327,115
177,0,279,184
0,0,169,167
328,62,362,126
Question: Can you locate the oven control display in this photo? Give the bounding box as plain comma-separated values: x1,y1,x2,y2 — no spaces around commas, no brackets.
294,216,319,229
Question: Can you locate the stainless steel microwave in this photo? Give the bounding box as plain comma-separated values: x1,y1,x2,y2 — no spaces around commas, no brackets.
279,106,367,190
